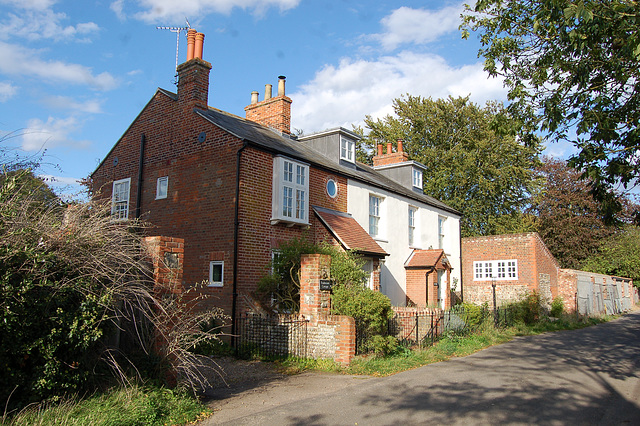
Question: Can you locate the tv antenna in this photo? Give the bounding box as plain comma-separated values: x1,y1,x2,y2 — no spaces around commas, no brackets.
156,18,191,84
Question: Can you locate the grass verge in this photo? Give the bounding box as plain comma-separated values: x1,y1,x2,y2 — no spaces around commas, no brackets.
277,313,612,377
4,384,210,426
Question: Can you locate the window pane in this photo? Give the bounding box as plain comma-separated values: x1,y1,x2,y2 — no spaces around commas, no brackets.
296,189,305,219
283,186,293,217
284,161,293,182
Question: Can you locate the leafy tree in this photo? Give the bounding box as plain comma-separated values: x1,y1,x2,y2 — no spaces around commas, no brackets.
461,0,640,221
530,157,633,269
363,95,542,237
583,225,640,284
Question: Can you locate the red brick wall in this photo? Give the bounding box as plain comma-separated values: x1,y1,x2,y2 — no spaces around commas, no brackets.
235,148,347,311
462,233,559,306
244,95,292,134
92,83,349,321
558,269,578,312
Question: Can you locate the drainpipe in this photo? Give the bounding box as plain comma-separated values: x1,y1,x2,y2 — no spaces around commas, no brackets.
459,220,463,303
135,134,145,219
231,140,248,347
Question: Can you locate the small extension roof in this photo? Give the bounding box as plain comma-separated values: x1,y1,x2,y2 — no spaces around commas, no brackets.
313,206,388,257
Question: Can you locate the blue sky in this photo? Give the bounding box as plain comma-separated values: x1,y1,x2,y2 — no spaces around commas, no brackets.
0,0,569,195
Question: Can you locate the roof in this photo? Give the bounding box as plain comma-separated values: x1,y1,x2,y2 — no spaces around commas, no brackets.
405,249,448,269
312,206,388,257
196,107,461,216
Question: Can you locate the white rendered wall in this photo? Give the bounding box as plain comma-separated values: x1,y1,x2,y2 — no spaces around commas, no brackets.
347,179,461,306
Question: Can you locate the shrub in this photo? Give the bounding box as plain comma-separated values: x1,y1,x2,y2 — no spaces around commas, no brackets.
550,296,564,317
0,170,225,412
255,236,319,313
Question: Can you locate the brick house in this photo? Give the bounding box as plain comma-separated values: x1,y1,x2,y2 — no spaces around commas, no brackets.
90,30,462,328
462,232,637,314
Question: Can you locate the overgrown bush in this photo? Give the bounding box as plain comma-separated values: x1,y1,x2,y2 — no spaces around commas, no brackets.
504,291,544,325
461,302,490,329
550,296,564,317
0,169,225,412
255,236,320,313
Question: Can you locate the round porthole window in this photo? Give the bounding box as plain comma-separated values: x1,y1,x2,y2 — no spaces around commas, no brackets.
326,179,337,198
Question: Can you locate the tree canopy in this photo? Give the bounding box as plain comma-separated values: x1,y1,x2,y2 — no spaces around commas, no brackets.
461,0,640,221
583,225,640,283
363,95,542,237
530,157,619,269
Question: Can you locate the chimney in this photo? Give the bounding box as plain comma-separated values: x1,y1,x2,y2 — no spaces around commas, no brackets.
186,29,196,61
251,91,259,104
176,29,212,111
373,139,410,167
245,75,292,134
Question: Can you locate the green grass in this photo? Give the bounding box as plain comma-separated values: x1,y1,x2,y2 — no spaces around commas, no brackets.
5,384,210,426
275,313,613,377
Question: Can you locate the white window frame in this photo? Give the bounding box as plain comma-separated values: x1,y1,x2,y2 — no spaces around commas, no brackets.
111,178,131,220
156,176,168,200
412,168,423,189
272,156,309,225
473,260,519,281
369,194,382,237
408,206,417,247
340,136,355,163
208,261,224,287
438,216,446,250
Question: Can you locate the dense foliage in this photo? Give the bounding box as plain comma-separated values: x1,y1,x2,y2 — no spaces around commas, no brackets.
363,95,542,236
530,157,620,268
0,169,224,412
461,0,640,222
583,225,640,284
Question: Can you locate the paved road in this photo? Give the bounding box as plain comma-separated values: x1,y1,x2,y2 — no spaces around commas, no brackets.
203,311,640,425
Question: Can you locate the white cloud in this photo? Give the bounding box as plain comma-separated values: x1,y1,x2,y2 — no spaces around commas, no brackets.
0,0,56,11
0,81,17,102
290,51,507,133
110,0,126,21
373,5,465,51
130,0,300,23
41,96,103,114
22,116,91,151
39,174,82,186
0,8,99,42
0,41,118,90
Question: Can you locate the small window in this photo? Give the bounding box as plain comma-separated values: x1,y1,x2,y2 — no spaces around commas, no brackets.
408,206,417,247
412,168,423,188
473,260,518,281
156,176,168,200
438,216,446,250
369,195,382,237
209,261,224,287
340,136,355,163
111,178,131,220
326,179,337,198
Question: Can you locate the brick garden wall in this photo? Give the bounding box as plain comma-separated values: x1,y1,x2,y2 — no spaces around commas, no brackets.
462,233,559,307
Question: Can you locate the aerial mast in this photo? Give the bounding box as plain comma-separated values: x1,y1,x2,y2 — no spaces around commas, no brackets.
156,18,191,85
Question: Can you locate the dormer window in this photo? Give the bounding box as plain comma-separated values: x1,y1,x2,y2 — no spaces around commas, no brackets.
340,136,355,163
412,168,423,189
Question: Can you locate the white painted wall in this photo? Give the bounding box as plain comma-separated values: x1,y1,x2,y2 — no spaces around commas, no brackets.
347,179,461,306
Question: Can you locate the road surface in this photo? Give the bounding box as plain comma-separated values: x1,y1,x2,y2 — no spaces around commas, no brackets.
202,310,640,425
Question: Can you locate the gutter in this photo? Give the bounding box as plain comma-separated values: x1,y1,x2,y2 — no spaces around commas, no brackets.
231,140,248,346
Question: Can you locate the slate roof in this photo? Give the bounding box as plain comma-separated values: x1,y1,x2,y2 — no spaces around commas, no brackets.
195,106,461,216
405,249,448,269
312,206,388,257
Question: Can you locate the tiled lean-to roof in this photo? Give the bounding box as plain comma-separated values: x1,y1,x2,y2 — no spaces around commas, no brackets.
312,206,388,257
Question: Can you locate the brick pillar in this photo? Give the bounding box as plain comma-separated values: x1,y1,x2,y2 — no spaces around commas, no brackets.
299,254,332,323
144,236,184,295
144,235,185,385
